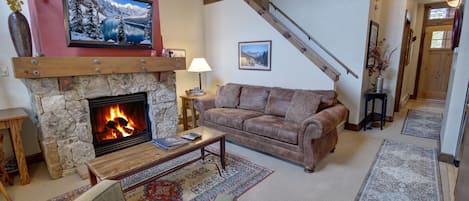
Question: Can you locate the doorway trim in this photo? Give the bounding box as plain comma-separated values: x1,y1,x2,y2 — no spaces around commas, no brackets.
394,11,412,112
411,3,454,99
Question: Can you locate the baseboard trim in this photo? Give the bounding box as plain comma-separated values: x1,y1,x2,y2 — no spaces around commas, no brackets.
438,152,455,164
400,93,410,108
26,152,44,165
345,119,364,131
345,115,394,131
385,116,394,122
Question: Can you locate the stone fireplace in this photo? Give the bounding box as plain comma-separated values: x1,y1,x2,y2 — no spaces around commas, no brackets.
22,72,178,179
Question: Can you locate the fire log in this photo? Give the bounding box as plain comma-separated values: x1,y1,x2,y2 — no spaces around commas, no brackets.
115,117,128,126
106,120,117,129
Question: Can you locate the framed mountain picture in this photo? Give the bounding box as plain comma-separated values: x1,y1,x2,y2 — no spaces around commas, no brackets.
63,0,153,49
238,40,272,71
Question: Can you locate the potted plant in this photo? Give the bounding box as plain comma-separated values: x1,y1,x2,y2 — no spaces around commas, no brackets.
6,0,32,57
368,39,397,92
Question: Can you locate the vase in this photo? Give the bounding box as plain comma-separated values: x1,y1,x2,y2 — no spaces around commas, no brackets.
375,75,384,92
8,11,32,57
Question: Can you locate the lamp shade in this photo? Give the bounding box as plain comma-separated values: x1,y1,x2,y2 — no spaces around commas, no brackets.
188,58,212,72
447,0,461,7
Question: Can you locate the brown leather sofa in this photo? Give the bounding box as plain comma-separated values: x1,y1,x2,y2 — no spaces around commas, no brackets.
194,83,348,172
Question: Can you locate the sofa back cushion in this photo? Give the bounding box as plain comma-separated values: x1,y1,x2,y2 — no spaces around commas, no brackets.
285,91,321,123
314,90,337,110
238,86,270,112
265,87,295,117
215,84,242,108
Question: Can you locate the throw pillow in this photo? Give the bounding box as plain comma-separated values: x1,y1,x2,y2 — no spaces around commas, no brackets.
238,86,270,112
265,87,295,117
285,91,321,123
215,84,242,108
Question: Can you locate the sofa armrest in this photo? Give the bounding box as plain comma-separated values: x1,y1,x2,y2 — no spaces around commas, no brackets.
74,180,125,201
301,104,348,139
193,94,216,113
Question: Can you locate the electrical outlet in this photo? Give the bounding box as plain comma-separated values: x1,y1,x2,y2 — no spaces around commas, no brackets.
0,65,9,77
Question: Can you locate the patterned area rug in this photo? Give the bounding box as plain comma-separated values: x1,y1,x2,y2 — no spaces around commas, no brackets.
49,148,273,201
356,140,442,201
401,109,442,140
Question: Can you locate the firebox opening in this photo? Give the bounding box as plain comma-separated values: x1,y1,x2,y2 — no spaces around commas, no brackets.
89,92,151,156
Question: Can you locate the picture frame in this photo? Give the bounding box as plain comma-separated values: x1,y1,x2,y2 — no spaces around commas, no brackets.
238,41,272,71
63,0,153,49
452,7,463,50
168,49,186,58
366,21,379,68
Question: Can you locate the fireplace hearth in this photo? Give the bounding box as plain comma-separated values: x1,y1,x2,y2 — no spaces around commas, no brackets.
89,93,151,157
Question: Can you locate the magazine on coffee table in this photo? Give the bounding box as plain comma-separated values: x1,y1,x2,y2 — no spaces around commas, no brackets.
152,136,189,150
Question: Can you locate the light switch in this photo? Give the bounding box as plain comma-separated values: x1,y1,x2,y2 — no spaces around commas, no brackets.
0,65,9,77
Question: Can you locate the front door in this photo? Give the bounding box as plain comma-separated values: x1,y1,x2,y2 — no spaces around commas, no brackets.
417,25,453,100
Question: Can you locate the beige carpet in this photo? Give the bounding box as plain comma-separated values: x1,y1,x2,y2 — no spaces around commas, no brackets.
5,100,453,201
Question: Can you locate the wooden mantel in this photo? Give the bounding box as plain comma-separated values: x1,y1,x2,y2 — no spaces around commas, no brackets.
12,57,186,78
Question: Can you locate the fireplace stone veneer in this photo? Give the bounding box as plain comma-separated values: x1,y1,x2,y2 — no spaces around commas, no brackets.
22,72,178,179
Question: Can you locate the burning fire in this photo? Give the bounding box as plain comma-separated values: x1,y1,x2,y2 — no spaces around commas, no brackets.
103,105,136,140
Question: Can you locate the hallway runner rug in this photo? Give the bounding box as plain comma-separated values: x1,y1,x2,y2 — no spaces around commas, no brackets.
48,148,273,201
401,109,442,140
356,139,442,201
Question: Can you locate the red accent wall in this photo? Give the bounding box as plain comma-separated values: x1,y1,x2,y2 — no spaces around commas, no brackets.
27,0,163,57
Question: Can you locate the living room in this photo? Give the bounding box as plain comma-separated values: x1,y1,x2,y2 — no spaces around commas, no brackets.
0,0,468,200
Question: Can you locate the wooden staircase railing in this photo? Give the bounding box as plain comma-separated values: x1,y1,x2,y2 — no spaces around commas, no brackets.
245,0,359,81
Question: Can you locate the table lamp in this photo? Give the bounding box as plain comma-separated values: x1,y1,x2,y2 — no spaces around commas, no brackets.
187,58,212,95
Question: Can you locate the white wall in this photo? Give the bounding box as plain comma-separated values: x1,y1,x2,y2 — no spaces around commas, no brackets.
441,1,469,156
376,0,407,116
272,0,370,125
0,2,41,158
159,0,204,116
203,0,370,124
203,0,334,92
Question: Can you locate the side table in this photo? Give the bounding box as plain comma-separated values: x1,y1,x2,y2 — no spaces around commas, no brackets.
0,108,30,185
180,94,208,130
364,90,387,130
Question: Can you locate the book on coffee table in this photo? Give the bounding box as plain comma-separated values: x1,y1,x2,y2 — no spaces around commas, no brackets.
152,136,189,150
181,132,201,141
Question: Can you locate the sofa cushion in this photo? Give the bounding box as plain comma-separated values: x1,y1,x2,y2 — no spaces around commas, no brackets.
285,91,321,123
265,87,295,117
238,86,270,112
215,84,242,108
204,108,263,129
244,115,300,145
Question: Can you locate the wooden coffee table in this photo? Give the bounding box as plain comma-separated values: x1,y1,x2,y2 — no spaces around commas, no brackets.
86,126,226,190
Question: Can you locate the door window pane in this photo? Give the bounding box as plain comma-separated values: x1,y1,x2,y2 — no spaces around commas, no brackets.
429,8,456,20
431,30,453,49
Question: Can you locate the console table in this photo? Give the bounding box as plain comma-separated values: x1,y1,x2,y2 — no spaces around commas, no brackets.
0,108,30,185
364,90,387,130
